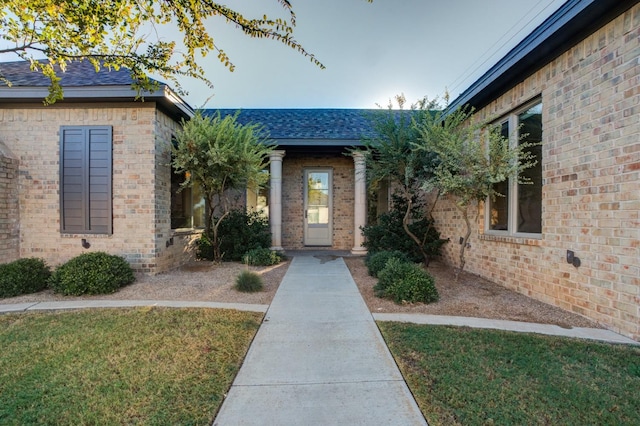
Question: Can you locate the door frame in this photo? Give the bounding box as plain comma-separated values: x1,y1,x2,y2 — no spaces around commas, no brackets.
303,168,333,246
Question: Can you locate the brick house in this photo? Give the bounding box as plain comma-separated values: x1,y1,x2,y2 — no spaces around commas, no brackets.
0,61,199,274
434,0,639,340
208,109,374,253
0,62,374,273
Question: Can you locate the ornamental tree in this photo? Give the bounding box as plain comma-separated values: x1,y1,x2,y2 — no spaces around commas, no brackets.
0,0,370,104
414,105,538,274
360,94,444,266
172,111,275,261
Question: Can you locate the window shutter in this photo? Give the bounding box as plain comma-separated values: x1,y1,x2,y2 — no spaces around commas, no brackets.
60,126,112,234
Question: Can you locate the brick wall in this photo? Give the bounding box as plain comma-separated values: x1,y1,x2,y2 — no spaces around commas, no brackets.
432,5,640,341
0,142,19,263
153,110,201,272
282,155,355,250
0,102,184,274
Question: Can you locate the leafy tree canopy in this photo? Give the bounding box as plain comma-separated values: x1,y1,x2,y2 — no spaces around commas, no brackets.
172,111,274,261
0,0,370,104
414,104,538,273
360,94,442,265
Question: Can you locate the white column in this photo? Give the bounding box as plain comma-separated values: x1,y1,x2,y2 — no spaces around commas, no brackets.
352,151,367,255
269,150,285,251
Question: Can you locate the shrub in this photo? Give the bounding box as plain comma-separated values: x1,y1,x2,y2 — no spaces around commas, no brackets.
374,257,439,304
0,258,51,298
362,194,448,264
196,233,214,261
49,252,135,296
235,270,263,292
365,250,410,278
243,248,281,266
198,209,271,262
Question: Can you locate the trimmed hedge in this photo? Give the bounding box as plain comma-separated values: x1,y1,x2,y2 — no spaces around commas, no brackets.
49,252,135,296
0,258,51,298
374,257,439,304
365,250,410,278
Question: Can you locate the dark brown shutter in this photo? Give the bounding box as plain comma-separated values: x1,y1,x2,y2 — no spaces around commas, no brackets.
60,126,112,234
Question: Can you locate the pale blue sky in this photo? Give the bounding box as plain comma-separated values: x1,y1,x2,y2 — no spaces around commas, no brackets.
165,0,568,109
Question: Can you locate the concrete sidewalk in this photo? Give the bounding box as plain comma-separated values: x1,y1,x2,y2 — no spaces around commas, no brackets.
213,255,427,425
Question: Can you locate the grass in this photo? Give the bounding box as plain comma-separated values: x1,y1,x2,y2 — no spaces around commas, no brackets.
0,307,262,425
378,322,640,426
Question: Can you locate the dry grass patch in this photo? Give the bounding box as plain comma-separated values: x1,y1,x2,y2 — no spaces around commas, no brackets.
0,308,262,425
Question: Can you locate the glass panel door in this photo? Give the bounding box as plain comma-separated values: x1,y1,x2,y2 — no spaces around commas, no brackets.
304,169,332,246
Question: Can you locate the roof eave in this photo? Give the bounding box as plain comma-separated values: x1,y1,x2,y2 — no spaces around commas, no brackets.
447,0,638,114
0,85,194,121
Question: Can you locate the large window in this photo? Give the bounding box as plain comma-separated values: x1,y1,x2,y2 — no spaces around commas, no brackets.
170,170,205,229
487,101,542,236
60,126,112,234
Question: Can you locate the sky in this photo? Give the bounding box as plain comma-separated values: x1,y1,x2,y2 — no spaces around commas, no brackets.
164,0,568,109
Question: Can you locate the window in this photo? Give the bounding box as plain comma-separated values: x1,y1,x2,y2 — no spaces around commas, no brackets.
487,101,542,236
170,169,205,229
60,126,112,234
246,170,270,218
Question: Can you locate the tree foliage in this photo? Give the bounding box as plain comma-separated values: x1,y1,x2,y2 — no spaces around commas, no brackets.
360,94,441,265
413,105,538,273
172,111,274,261
0,0,371,104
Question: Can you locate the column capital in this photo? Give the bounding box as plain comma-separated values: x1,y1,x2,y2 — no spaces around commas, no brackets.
351,150,365,163
269,150,286,161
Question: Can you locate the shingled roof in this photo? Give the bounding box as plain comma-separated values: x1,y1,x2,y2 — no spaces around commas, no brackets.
0,60,193,120
202,108,392,153
0,60,142,87
207,108,377,140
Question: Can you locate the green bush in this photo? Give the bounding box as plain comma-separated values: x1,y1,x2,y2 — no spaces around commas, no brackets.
49,252,135,296
243,248,281,266
195,233,214,261
365,250,410,277
362,194,447,263
196,209,271,261
235,270,263,292
0,258,51,298
374,257,439,304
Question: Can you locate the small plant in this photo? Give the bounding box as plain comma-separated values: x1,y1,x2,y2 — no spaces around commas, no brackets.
49,252,135,296
243,248,281,266
374,257,439,304
365,250,410,277
0,258,51,298
234,270,263,293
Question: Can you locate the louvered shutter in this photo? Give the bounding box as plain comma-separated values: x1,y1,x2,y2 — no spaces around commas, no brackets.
60,126,112,234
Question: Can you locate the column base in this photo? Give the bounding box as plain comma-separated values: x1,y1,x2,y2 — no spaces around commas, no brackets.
350,247,368,256
270,246,284,253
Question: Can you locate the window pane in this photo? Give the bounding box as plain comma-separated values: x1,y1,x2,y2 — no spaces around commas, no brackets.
171,169,206,229
307,172,330,225
489,122,510,231
192,183,206,228
517,103,542,233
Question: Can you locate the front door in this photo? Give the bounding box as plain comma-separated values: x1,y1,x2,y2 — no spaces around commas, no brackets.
304,169,332,246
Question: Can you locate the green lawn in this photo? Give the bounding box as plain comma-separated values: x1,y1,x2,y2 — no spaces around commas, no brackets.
0,308,262,425
379,322,640,426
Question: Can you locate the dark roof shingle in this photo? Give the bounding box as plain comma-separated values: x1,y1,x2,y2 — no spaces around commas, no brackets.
205,108,378,141
0,60,151,87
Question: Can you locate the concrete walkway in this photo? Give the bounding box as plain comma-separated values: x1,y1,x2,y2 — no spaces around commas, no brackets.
213,255,427,425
